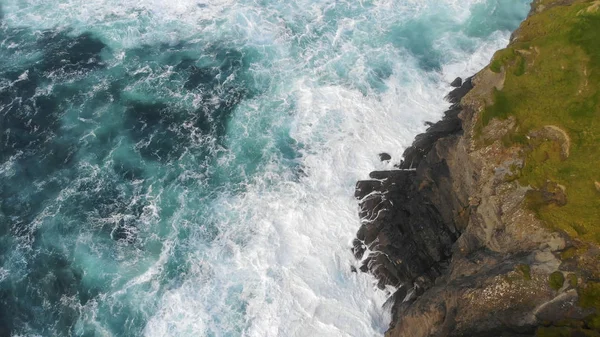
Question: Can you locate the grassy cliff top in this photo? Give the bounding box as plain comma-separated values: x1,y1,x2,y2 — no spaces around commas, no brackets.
478,0,600,245
472,2,600,334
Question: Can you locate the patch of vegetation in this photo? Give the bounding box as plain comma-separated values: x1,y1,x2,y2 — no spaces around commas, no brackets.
514,54,527,76
536,326,600,337
502,132,529,147
568,273,578,287
517,264,532,280
549,271,565,291
490,48,517,73
489,47,528,75
587,314,600,330
578,282,600,329
560,247,579,260
477,1,600,244
480,89,513,126
579,282,600,309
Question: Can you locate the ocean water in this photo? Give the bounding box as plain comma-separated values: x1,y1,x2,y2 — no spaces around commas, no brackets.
0,0,529,336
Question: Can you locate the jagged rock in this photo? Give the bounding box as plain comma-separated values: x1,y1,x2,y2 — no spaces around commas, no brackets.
355,78,474,289
354,48,597,337
445,77,473,104
450,77,462,87
354,3,600,336
400,77,472,169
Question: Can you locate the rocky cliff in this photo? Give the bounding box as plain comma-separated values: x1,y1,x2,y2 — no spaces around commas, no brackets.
354,1,600,336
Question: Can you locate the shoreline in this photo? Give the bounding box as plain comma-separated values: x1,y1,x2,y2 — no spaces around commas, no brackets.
354,1,600,336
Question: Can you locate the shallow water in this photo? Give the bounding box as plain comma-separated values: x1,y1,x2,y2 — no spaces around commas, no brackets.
0,1,529,336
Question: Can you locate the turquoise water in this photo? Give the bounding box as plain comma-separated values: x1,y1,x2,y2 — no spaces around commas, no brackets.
0,1,529,336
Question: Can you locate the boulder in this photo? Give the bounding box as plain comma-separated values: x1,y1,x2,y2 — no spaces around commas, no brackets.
379,152,392,161
450,77,462,87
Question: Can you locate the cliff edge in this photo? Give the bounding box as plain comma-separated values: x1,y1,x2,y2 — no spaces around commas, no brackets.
354,1,600,336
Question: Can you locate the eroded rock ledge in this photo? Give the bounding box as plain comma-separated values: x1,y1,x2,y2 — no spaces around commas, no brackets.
354,1,600,336
353,78,473,292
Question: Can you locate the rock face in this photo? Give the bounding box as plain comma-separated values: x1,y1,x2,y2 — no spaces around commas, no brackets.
354,1,600,336
353,78,473,291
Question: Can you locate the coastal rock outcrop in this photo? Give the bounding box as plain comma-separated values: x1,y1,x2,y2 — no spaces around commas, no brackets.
450,77,462,88
353,78,473,290
354,1,600,336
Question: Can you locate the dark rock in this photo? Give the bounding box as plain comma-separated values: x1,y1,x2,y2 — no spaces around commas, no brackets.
450,77,462,87
446,76,473,105
369,170,411,180
352,238,366,259
379,152,392,161
355,180,383,199
354,75,473,317
355,79,477,280
399,78,473,170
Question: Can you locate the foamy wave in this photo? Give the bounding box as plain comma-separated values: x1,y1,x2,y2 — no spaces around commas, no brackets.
144,31,514,337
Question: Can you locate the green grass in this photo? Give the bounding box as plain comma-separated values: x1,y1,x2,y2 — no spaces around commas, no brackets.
579,282,600,329
490,47,528,76
490,48,518,73
477,1,600,244
568,273,579,287
517,264,532,280
481,89,513,125
549,271,565,291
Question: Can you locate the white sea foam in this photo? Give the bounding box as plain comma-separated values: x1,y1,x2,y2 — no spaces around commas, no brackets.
144,16,512,337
